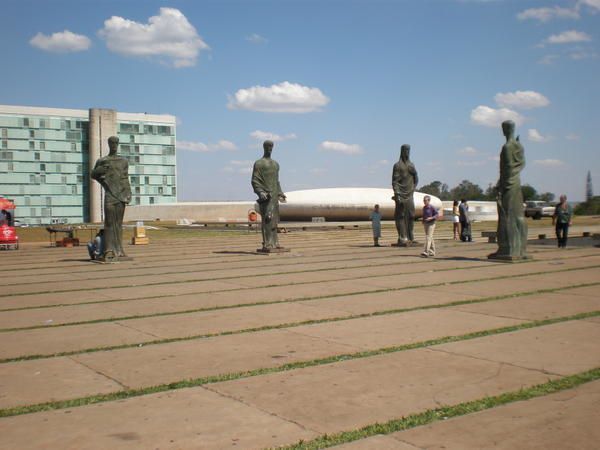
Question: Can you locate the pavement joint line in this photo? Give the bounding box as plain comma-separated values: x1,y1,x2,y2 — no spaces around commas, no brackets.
1,264,598,336
0,255,478,299
272,367,600,450
2,256,598,314
2,280,598,364
0,255,467,292
0,310,597,418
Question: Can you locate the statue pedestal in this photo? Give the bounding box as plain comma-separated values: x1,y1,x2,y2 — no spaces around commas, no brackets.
487,253,532,263
93,255,134,264
257,247,291,254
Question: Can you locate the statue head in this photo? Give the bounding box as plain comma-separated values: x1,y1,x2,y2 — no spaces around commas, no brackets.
108,136,119,155
400,144,411,162
501,120,515,139
263,140,274,158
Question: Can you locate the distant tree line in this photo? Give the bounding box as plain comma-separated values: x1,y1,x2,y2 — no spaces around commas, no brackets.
419,180,555,203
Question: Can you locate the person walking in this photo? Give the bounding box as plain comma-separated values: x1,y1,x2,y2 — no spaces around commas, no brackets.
553,195,573,248
370,204,382,247
459,199,472,242
421,196,439,257
452,200,460,240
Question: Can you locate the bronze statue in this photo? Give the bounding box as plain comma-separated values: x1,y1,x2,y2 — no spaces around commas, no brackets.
489,120,529,261
91,136,132,262
251,140,287,252
392,144,418,246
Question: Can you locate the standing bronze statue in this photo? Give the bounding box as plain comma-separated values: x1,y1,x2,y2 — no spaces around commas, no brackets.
91,136,132,262
392,144,418,246
251,140,288,253
489,120,529,261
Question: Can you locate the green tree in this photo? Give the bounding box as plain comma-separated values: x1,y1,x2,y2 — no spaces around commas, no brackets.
586,171,593,201
538,192,555,203
483,183,498,201
450,179,485,201
521,184,538,201
419,180,450,200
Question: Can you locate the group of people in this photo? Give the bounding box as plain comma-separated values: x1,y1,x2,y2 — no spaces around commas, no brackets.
369,193,574,255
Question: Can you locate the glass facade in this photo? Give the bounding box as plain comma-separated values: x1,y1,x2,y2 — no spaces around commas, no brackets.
0,106,177,225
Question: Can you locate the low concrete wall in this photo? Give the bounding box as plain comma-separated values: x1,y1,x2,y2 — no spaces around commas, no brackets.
441,201,498,222
124,202,255,223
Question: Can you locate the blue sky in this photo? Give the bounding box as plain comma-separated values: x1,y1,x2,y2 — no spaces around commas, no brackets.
2,0,599,201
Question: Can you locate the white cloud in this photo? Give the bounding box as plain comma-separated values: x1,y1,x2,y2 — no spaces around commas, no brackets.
178,140,237,152
98,7,209,68
569,49,599,60
319,140,363,155
245,33,268,44
470,105,525,127
578,0,600,12
222,160,253,175
230,160,253,166
533,159,565,167
566,133,580,141
517,6,579,22
545,30,592,45
227,81,330,113
494,90,550,109
457,160,487,167
457,146,479,155
250,130,297,142
538,54,560,65
527,129,552,143
30,30,91,53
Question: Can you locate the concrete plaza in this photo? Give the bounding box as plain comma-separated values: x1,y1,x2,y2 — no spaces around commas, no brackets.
0,224,599,449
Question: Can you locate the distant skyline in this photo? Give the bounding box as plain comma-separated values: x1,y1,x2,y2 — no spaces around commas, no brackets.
2,0,599,201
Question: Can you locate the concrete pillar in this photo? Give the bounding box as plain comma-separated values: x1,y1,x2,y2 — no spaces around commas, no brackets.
88,108,117,223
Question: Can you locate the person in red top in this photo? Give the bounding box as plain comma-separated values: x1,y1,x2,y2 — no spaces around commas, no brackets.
421,195,439,257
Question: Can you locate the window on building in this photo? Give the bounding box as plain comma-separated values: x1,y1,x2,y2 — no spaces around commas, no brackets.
29,141,35,150
66,131,81,140
130,176,138,185
135,186,140,194
163,176,168,185
7,162,13,171
135,197,140,205
75,121,82,129
40,163,46,171
65,120,71,130
134,156,140,163
1,129,6,138
30,208,36,217
149,197,155,204
24,197,30,206
56,164,61,173
40,175,46,183
1,140,6,149
71,185,77,194
23,118,30,127
77,175,83,183
34,152,40,160
61,176,67,184
30,174,36,183
144,176,150,185
40,119,46,128
71,142,76,151
172,186,176,196
129,135,135,143
135,145,140,153
29,130,35,138
158,186,164,195
46,197,52,206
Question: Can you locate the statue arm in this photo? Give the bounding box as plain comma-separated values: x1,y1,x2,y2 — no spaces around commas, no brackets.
391,166,400,197
251,163,269,201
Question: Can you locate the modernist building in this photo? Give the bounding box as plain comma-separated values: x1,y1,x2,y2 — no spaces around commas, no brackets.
0,105,176,225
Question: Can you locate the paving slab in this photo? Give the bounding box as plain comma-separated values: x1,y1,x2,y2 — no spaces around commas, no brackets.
72,328,359,390
0,386,317,450
0,303,123,329
333,434,420,449
450,291,600,321
208,346,556,434
0,322,159,360
433,320,600,376
388,379,600,450
288,309,525,349
0,357,123,409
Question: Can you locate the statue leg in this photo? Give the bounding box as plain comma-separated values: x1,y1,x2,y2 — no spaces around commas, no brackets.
395,201,408,244
114,201,126,256
102,197,120,260
406,199,415,242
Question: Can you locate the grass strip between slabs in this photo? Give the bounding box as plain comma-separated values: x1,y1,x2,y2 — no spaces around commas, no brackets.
0,311,597,418
2,280,600,363
274,366,600,450
1,260,599,331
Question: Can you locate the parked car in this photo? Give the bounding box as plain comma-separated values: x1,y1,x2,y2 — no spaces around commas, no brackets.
524,201,555,219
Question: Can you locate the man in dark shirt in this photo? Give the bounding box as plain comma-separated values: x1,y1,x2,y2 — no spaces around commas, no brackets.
421,195,439,257
459,199,472,242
